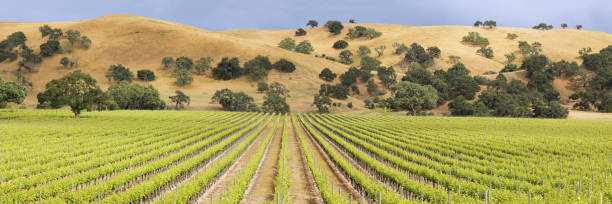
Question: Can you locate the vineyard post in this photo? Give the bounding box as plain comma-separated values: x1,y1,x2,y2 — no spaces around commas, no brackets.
447,190,451,204
484,189,488,204
588,187,591,203
378,191,382,204
528,189,531,204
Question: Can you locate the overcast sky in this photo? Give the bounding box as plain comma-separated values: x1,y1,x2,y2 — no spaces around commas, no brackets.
1,0,611,33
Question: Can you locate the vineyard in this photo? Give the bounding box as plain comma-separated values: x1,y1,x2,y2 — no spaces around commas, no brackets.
0,109,611,203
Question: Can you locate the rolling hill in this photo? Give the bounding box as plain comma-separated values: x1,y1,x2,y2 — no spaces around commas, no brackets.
1,14,611,117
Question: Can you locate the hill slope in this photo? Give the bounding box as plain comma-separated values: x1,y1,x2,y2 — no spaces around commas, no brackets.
1,14,611,114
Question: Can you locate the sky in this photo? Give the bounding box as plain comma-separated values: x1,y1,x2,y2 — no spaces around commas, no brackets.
1,0,611,33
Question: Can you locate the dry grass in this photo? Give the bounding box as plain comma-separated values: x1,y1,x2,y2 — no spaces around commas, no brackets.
1,14,611,116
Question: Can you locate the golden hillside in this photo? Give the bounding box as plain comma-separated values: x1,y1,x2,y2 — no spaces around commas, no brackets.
1,14,611,115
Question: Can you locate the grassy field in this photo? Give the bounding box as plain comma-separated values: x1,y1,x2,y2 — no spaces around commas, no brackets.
0,109,610,203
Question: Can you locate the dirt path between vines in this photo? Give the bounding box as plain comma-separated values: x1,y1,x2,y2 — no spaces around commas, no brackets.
239,120,282,204
286,119,317,204
195,121,273,203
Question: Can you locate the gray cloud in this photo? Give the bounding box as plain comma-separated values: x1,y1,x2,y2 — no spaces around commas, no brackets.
1,0,610,33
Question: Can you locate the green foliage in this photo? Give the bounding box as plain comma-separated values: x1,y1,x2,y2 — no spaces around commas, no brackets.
211,88,258,111
389,81,439,115
476,46,494,58
339,67,359,87
105,64,134,83
262,92,290,113
576,25,583,30
473,21,482,27
13,71,32,89
319,68,337,82
313,95,332,113
295,28,307,36
401,64,432,85
319,84,349,100
0,32,27,63
549,60,581,77
332,40,348,49
268,82,290,97
500,64,520,73
360,56,381,71
39,40,60,57
244,55,272,80
346,26,381,39
60,57,70,68
338,50,353,64
483,71,497,75
347,102,353,108
521,54,549,77
175,56,194,72
137,69,156,81
162,57,175,70
533,23,553,30
483,20,497,28
449,96,488,116
278,37,296,50
169,90,190,110
194,57,213,75
257,82,269,93
532,100,568,118
377,66,397,88
295,40,314,54
506,33,518,40
374,45,386,57
37,71,106,117
448,55,461,64
213,57,243,80
404,43,433,67
272,58,296,72
392,42,408,55
0,77,28,106
65,30,91,48
174,69,193,86
462,32,489,47
518,41,543,57
367,79,378,95
107,82,165,110
325,20,344,35
357,46,371,56
307,20,318,28
561,23,568,29
426,46,441,58
578,47,592,58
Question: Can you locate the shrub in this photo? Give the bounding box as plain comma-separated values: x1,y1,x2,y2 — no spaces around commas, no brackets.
295,40,314,54
319,84,349,100
60,57,70,68
404,43,433,67
339,67,359,86
392,42,408,54
295,28,307,36
473,75,490,85
325,21,344,35
367,79,378,95
319,68,337,82
307,20,318,28
448,55,461,64
426,46,441,58
211,89,258,112
483,71,497,75
257,82,269,93
339,50,353,64
107,82,165,110
137,69,156,81
506,33,518,40
262,92,290,113
244,55,272,80
360,56,381,71
194,57,213,75
462,32,489,47
313,95,332,113
162,57,174,70
272,58,296,72
278,37,296,50
105,64,134,83
477,46,494,58
175,56,194,72
347,26,381,39
212,57,243,80
347,102,353,108
374,45,386,57
174,69,193,86
39,40,60,57
533,23,553,30
358,46,371,56
505,53,516,64
333,40,348,49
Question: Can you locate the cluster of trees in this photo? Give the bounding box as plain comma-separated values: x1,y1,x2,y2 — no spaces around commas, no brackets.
212,82,290,113
570,45,612,112
473,20,497,28
346,26,381,39
400,43,435,67
462,32,489,47
162,56,204,86
37,71,177,117
332,40,349,49
403,62,480,105
532,23,553,30
0,32,27,63
278,37,314,54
